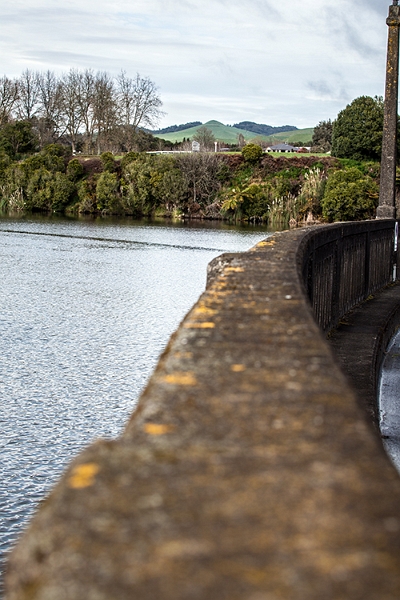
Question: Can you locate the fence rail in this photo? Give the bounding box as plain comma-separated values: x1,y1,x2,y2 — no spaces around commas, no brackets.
300,220,400,332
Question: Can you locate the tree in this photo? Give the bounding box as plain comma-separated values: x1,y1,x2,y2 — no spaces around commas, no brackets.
176,153,220,206
16,69,40,120
76,70,96,153
93,72,117,154
321,167,379,221
0,120,38,158
116,71,163,150
331,96,384,160
60,70,83,154
36,70,65,147
193,126,216,151
312,120,333,152
0,76,19,126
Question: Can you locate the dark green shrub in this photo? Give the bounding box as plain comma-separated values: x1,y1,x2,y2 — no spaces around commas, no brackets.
66,158,84,181
241,143,263,163
100,152,116,173
123,155,187,215
51,173,75,211
24,145,67,174
121,151,140,170
0,120,38,159
96,172,120,212
25,167,54,210
77,178,97,213
0,150,11,182
321,167,379,222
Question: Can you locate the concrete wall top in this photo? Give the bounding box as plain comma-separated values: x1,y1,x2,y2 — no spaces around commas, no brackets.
6,225,400,600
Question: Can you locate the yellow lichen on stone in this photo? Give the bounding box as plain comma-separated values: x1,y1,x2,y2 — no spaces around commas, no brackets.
191,306,217,317
251,239,276,250
183,322,215,329
162,372,198,386
143,423,176,435
173,351,193,359
68,463,100,489
224,267,244,273
231,364,246,372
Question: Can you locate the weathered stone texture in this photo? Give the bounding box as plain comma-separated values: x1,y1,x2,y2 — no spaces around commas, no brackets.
379,4,400,219
5,228,400,600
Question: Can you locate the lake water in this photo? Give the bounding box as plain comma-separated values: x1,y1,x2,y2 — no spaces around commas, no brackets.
0,214,272,584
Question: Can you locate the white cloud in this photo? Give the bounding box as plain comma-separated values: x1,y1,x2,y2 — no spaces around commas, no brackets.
0,0,392,128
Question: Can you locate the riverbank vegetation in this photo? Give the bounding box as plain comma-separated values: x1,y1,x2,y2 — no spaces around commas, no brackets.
0,143,381,227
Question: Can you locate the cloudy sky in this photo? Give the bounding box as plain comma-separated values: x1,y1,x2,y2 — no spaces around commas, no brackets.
0,0,393,129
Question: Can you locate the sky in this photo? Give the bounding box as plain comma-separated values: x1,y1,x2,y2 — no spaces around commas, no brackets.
0,0,393,129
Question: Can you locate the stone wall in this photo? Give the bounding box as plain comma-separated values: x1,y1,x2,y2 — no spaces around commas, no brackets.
6,225,400,600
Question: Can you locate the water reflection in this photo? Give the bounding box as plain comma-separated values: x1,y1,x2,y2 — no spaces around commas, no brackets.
0,214,273,581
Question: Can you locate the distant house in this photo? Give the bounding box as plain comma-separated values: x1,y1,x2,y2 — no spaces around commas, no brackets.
266,143,297,153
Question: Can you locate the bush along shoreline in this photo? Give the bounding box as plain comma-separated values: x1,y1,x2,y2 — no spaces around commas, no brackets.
0,144,382,228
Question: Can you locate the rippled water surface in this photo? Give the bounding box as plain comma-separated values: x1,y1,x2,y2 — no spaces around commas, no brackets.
0,214,272,581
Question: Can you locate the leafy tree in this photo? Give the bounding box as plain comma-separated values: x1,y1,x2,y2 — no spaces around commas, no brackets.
321,167,379,221
193,126,216,151
0,120,38,158
241,143,263,163
331,96,384,160
312,120,333,152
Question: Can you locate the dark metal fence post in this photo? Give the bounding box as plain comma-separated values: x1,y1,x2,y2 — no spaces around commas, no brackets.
378,1,400,219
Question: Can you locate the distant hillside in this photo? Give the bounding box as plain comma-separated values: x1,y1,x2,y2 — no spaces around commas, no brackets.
234,122,297,136
153,122,202,135
157,120,313,145
157,120,282,144
265,128,314,144
157,121,255,144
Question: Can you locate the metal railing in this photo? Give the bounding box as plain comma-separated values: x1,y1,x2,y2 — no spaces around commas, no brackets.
300,220,400,332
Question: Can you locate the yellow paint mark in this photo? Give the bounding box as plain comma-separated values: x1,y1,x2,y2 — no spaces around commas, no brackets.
162,372,198,386
68,463,100,489
144,423,176,435
231,364,246,372
225,267,244,273
184,322,215,329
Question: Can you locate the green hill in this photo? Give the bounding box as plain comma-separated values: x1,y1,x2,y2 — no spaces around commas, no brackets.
265,128,314,144
158,121,258,144
157,120,313,145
